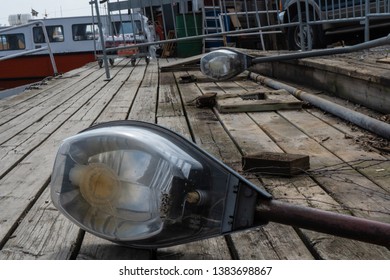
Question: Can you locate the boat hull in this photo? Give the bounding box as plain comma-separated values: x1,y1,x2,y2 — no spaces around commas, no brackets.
0,52,96,90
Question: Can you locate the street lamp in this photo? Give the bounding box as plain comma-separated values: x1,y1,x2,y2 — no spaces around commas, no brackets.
200,34,390,80
51,121,390,248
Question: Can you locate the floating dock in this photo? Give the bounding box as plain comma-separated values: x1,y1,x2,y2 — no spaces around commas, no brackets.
0,53,389,260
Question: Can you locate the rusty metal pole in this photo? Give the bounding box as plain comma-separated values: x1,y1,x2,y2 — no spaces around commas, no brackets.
255,198,390,247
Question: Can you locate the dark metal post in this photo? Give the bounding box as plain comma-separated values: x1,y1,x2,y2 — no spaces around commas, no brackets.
255,198,390,247
92,0,111,80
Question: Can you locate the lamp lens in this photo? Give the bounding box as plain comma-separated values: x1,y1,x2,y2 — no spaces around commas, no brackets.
200,49,247,80
50,122,269,248
51,126,203,241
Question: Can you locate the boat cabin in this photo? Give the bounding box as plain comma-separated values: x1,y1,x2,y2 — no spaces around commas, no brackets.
0,13,151,90
0,13,151,56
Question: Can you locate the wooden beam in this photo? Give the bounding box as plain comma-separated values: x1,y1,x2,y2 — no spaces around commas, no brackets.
216,89,302,113
242,152,310,176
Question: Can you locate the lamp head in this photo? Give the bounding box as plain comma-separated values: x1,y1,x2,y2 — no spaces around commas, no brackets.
50,121,271,248
200,49,252,80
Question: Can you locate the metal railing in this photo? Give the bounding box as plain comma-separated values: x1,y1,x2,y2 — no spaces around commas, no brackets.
279,0,390,49
92,0,282,78
0,21,58,75
93,0,390,77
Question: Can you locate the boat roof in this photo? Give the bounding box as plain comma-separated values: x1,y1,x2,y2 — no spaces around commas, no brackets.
27,13,146,25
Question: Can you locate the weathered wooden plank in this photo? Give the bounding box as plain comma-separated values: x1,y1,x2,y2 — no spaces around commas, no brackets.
279,109,390,193
0,188,81,260
75,61,154,260
127,62,159,123
209,77,390,259
0,64,99,125
0,61,132,259
157,71,185,118
76,233,152,260
300,57,390,84
212,111,317,260
248,111,390,259
251,112,390,221
157,238,232,260
159,55,202,72
0,67,105,144
74,60,161,260
157,116,192,141
0,83,101,176
155,71,235,260
2,56,389,261
94,63,147,124
305,97,390,160
230,223,314,260
0,61,130,178
176,73,242,169
0,130,74,249
168,71,311,260
157,61,192,137
0,64,92,109
220,111,390,259
192,75,315,259
157,80,232,260
253,57,390,113
69,60,132,123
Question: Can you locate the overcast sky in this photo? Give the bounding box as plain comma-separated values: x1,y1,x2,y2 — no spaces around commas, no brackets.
0,1,93,26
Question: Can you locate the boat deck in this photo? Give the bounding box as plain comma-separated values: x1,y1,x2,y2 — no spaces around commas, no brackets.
0,57,389,260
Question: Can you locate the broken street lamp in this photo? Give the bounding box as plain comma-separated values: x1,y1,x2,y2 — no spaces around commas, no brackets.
200,49,251,81
200,34,390,80
50,121,390,248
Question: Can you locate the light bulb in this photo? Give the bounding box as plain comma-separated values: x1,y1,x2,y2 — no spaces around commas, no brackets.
70,163,120,207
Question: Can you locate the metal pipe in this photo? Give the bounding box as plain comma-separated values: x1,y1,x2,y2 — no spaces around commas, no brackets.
250,73,390,140
93,0,111,80
255,198,390,247
90,3,98,58
251,33,390,64
364,0,370,41
39,21,58,76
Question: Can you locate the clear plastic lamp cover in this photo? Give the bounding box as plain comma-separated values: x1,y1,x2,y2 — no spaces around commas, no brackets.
50,121,262,248
200,49,249,80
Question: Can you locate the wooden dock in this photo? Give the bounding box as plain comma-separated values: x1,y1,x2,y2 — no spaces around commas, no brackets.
0,57,389,260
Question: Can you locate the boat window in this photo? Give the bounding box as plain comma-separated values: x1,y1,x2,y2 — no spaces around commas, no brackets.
112,20,143,36
0,34,25,51
33,26,64,43
72,23,99,41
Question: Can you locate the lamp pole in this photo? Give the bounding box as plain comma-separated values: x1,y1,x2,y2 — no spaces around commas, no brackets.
255,198,390,247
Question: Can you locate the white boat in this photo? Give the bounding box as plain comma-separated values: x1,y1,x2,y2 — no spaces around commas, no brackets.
0,13,152,90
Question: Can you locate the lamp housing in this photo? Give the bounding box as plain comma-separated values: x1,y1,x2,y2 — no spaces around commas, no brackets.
200,49,252,81
50,121,271,248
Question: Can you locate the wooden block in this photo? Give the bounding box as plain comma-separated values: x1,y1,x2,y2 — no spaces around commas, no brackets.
242,152,310,176
377,57,390,65
227,8,242,29
216,90,267,101
161,30,176,58
179,74,197,83
216,89,303,113
159,54,203,72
